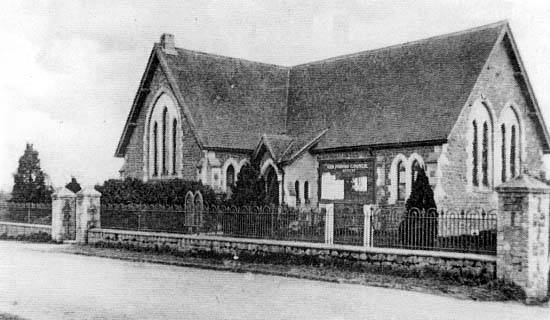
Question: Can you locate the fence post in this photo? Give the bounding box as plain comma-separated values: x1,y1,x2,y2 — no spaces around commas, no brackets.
321,203,334,245
363,205,373,247
51,187,76,242
495,173,550,304
75,186,101,244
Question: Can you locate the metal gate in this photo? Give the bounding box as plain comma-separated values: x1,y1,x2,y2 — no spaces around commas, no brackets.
333,202,364,245
62,199,76,240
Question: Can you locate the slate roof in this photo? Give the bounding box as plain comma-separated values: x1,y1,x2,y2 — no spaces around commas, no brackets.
286,22,504,149
116,21,550,158
159,47,289,150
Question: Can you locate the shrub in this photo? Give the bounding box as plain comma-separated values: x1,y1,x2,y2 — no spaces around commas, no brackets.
95,178,218,205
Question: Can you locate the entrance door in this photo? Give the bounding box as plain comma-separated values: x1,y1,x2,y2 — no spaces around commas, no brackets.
62,199,76,240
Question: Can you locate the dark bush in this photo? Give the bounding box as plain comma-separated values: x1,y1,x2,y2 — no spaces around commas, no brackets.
95,178,218,205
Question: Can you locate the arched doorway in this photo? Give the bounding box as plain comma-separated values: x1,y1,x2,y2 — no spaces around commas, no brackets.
264,166,279,205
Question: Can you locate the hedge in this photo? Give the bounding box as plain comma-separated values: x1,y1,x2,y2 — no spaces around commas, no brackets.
95,178,219,205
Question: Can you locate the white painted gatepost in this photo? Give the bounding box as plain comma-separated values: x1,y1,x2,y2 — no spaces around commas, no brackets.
51,186,101,243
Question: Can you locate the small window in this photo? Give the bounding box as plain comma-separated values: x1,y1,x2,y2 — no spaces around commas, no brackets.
304,181,309,204
397,160,406,201
295,181,300,204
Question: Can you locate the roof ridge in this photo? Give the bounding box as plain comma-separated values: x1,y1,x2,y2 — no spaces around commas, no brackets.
290,20,508,68
164,45,289,70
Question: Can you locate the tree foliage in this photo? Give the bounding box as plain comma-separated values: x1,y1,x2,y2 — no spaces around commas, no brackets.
10,144,52,203
399,166,438,248
406,166,437,212
65,177,82,194
95,178,218,205
229,163,266,206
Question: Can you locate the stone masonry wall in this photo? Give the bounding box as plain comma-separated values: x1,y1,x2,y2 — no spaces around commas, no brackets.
122,66,203,181
0,221,51,237
440,37,548,210
88,228,496,281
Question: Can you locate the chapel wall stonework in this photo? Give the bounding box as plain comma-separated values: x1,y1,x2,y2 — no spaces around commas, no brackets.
122,66,203,181
439,38,547,211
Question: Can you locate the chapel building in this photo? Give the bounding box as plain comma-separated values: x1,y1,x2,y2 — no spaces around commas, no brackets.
115,21,550,211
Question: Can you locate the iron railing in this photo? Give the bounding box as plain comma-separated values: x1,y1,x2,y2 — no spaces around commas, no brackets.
370,207,497,255
101,204,325,243
100,203,497,255
203,205,325,243
0,202,52,224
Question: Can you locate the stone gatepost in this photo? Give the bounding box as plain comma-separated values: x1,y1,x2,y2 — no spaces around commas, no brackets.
75,187,101,244
51,187,77,242
495,174,550,303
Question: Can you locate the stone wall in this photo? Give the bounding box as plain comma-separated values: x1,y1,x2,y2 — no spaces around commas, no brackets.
0,221,51,237
122,66,203,181
440,37,547,210
88,228,497,281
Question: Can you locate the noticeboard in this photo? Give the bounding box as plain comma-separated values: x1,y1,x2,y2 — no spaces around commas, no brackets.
319,158,375,203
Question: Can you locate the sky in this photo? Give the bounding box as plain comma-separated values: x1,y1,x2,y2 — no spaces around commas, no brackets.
1,0,550,191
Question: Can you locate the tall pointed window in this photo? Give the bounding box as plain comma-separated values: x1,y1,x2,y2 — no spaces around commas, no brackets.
162,108,167,175
411,160,421,184
482,121,489,187
153,122,158,176
501,124,506,183
397,160,406,201
304,181,309,204
295,181,301,204
226,165,235,190
172,119,177,175
510,125,517,177
472,121,479,187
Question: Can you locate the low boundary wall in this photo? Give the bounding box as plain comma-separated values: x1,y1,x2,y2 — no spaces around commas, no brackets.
88,228,497,281
0,221,51,237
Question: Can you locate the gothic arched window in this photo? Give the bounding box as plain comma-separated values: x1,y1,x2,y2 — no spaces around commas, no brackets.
295,181,300,204
153,121,158,176
511,125,517,178
472,120,479,187
162,107,168,175
304,181,309,204
482,121,489,187
411,160,421,184
172,119,177,175
501,124,506,183
226,165,235,190
397,160,406,201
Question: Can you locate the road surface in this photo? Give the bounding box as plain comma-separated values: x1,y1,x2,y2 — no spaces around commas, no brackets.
0,241,548,320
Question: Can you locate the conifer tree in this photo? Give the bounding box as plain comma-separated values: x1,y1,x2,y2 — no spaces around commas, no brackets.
406,167,436,212
229,163,266,206
400,166,438,247
11,144,52,203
